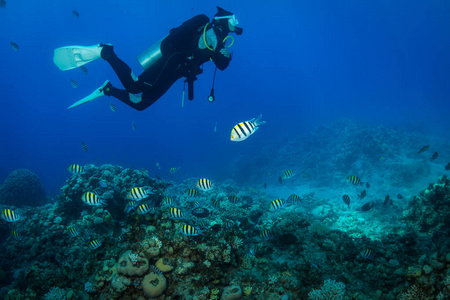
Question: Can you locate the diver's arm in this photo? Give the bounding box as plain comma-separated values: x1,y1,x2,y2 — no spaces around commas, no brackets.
211,45,232,71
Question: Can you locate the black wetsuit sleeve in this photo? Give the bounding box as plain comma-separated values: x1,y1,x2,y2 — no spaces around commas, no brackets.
164,14,210,54
210,29,232,71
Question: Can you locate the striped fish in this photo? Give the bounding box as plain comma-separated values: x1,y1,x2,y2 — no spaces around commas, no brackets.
80,65,88,74
282,169,295,179
83,229,94,239
169,207,186,219
269,199,286,210
124,200,138,214
127,187,153,201
185,189,199,198
197,221,210,228
70,79,78,88
81,141,88,152
360,249,373,260
89,239,103,250
211,199,220,208
110,103,116,112
260,229,274,240
228,195,239,204
161,196,174,206
346,175,363,186
11,230,22,241
1,209,20,222
81,192,107,206
196,178,213,191
193,201,204,208
67,164,84,175
287,194,301,203
230,114,266,142
136,203,154,214
180,224,203,236
132,121,136,132
67,226,80,237
342,194,350,207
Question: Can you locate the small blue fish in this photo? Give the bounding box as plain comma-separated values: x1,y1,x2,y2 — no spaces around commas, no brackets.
98,180,108,188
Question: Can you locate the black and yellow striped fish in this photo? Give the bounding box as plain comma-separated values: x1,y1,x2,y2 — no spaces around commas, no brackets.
287,194,301,203
196,178,213,191
230,114,266,142
346,175,363,186
185,189,199,198
11,230,22,241
136,203,154,214
269,199,286,210
81,141,88,152
211,199,220,208
360,248,373,260
67,164,84,175
89,239,103,250
81,192,106,206
180,224,203,236
282,169,295,179
161,196,174,206
260,229,274,240
342,194,350,207
67,226,80,237
228,195,239,204
1,209,20,222
127,187,153,201
169,207,186,219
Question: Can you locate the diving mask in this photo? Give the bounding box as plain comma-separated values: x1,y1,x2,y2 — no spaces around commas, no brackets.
214,15,243,35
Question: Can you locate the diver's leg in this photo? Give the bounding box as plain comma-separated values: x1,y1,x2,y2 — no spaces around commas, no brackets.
104,85,149,111
100,45,144,94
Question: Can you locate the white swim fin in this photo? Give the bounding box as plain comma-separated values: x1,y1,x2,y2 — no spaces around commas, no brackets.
68,80,110,109
53,44,103,71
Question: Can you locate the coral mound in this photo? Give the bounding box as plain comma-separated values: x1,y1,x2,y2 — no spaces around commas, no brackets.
0,169,47,206
142,273,167,298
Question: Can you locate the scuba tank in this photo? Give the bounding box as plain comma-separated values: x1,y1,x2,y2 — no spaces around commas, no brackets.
136,35,167,70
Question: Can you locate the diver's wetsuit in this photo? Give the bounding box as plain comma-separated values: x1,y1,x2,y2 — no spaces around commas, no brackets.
103,14,232,111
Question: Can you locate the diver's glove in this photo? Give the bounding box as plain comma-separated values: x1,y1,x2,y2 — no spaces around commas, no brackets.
220,48,231,59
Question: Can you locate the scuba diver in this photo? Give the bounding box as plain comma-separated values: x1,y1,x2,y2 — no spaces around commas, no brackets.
53,7,243,111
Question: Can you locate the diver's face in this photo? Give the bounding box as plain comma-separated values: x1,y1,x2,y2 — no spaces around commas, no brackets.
227,15,239,32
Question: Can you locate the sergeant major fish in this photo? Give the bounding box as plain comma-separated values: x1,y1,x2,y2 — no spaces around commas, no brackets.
181,224,203,236
230,114,266,142
67,164,84,175
196,178,213,191
1,209,20,222
127,187,153,201
81,192,107,206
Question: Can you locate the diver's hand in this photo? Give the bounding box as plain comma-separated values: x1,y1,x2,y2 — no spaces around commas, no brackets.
220,48,231,58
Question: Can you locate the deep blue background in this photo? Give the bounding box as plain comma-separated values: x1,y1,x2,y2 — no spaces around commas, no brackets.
1,0,449,196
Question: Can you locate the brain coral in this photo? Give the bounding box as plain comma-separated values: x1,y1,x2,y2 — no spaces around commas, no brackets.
0,169,47,206
142,273,167,298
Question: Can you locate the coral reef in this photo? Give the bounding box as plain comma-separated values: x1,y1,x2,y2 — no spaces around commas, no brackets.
0,157,450,299
0,169,47,206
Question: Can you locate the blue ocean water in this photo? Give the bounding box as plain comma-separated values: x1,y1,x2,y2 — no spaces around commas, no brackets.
1,0,449,195
1,0,450,298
